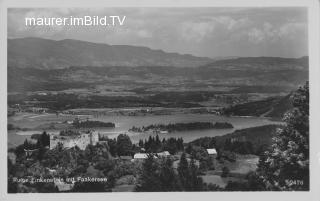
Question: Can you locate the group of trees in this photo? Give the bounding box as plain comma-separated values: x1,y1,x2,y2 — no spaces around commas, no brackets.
138,135,184,154
221,82,310,191
257,82,309,190
189,136,216,149
105,134,185,157
9,138,126,193
223,139,254,154
132,122,232,133
72,118,115,128
99,133,185,157
104,134,134,157
136,153,218,191
59,129,81,136
185,144,215,172
14,131,50,160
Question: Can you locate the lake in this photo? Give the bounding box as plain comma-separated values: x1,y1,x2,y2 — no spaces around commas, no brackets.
8,112,281,148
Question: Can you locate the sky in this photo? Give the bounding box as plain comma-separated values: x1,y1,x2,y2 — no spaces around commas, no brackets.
8,7,308,58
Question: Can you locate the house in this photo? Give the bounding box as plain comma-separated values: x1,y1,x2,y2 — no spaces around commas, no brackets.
119,156,133,160
132,153,159,161
207,148,218,158
159,130,168,134
133,153,148,160
157,151,170,157
37,92,48,96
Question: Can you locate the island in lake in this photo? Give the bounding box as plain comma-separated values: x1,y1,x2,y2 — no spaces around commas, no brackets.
129,121,234,133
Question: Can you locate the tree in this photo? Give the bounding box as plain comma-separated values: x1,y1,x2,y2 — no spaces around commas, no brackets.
36,140,45,161
257,82,309,190
177,153,205,191
116,134,133,156
189,158,204,191
155,135,161,152
138,139,144,148
135,154,162,191
164,138,178,154
177,153,190,189
224,172,267,191
35,131,50,147
221,166,230,178
159,158,180,191
107,138,117,156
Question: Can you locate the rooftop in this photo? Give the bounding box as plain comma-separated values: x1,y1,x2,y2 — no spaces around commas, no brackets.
207,148,217,155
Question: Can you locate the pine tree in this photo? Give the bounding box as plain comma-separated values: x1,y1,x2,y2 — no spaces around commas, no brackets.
136,154,162,191
155,135,161,152
159,158,180,191
116,134,132,156
138,139,144,148
23,139,29,149
189,157,203,191
178,153,190,190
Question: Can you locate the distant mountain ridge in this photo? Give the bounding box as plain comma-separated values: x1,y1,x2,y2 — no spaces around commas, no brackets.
202,56,308,71
8,37,213,69
8,37,308,93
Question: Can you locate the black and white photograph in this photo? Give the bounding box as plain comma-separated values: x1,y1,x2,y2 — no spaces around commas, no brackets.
1,1,319,198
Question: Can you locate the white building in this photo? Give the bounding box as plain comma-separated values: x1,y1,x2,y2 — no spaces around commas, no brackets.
207,148,218,158
132,151,171,161
133,153,148,160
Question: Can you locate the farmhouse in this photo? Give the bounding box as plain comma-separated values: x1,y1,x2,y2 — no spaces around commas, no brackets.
133,153,148,160
132,151,171,161
207,148,218,158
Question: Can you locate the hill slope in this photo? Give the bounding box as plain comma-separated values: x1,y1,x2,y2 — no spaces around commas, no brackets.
8,37,212,69
222,94,293,119
203,56,308,71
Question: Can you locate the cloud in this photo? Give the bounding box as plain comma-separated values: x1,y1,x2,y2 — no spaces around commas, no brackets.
279,22,307,39
7,7,308,58
178,16,252,43
248,28,265,44
179,21,215,42
136,30,153,38
247,21,307,44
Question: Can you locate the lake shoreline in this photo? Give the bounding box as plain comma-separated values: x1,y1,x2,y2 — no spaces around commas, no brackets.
8,111,283,148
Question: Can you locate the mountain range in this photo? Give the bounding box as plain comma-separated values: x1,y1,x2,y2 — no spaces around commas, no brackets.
7,37,308,94
8,37,213,69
